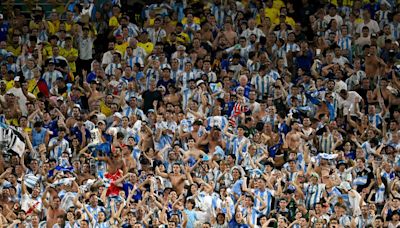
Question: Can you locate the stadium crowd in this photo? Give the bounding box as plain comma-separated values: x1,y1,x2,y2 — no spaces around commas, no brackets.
1,0,400,227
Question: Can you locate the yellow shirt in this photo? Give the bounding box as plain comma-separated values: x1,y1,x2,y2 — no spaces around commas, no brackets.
46,21,57,35
264,7,279,23
115,42,129,57
273,16,296,28
148,18,155,26
109,16,120,28
6,45,21,56
100,101,112,117
43,45,54,59
181,17,201,25
29,21,39,30
273,0,285,10
48,20,60,32
65,22,74,32
137,42,154,55
176,32,190,44
5,80,14,91
23,127,32,134
329,0,358,5
62,47,79,73
6,118,18,127
28,79,40,96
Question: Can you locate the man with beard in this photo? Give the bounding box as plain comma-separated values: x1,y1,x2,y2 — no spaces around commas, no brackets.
21,174,42,215
114,34,128,57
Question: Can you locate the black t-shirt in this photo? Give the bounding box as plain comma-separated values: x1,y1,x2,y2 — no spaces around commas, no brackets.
355,168,374,192
142,89,162,114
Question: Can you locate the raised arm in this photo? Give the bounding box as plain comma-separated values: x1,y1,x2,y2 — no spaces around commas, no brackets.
155,166,169,179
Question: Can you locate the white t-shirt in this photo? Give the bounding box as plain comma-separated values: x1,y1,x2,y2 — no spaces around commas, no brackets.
356,20,380,35
21,193,42,213
337,91,362,116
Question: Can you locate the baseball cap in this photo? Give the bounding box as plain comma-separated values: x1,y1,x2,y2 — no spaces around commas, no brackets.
177,45,186,51
113,112,123,119
97,120,106,125
196,80,205,86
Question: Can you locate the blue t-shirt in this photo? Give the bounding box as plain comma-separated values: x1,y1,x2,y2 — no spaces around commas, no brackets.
70,126,91,144
228,218,250,228
122,182,142,202
86,71,97,83
0,23,9,42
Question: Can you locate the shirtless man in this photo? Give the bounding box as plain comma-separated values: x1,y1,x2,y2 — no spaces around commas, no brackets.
221,21,237,46
77,163,96,185
300,117,315,145
201,126,226,154
65,106,80,129
285,121,304,152
122,146,136,170
96,147,127,196
41,187,65,228
364,45,386,83
190,120,207,146
163,85,181,106
155,163,191,195
138,121,154,152
184,137,207,162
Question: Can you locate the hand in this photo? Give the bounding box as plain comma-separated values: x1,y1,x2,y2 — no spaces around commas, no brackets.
350,135,357,142
5,167,13,174
184,165,191,173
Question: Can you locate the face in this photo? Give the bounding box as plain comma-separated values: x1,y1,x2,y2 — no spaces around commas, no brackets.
172,164,180,173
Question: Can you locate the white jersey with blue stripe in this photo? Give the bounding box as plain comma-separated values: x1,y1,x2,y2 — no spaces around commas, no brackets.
252,188,274,215
304,183,326,209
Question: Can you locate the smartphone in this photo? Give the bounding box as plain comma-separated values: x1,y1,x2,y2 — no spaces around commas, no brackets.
316,49,321,55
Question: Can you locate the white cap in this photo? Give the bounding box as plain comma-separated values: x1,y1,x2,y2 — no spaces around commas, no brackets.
196,80,205,86
177,45,186,51
113,112,123,119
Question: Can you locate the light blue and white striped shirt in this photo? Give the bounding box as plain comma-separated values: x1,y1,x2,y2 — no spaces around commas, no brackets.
304,183,325,209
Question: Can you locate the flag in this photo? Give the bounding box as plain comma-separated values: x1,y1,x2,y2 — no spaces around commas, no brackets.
229,102,249,127
0,124,26,157
37,79,50,97
24,174,39,189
